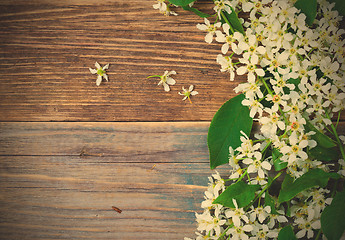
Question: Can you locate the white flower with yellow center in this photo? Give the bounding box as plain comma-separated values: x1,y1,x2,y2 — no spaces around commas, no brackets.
295,214,321,239
213,0,233,17
250,222,279,239
243,151,271,179
197,18,222,44
265,92,289,112
153,0,178,16
178,85,198,103
242,97,264,118
89,62,109,86
147,70,176,92
236,131,261,159
237,54,265,82
249,206,271,223
259,107,285,137
228,223,253,240
216,54,236,81
216,24,238,54
281,132,308,165
225,199,249,227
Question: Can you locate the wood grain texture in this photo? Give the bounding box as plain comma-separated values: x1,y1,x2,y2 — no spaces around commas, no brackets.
0,156,216,240
0,122,210,160
0,0,243,122
0,122,226,239
1,122,344,239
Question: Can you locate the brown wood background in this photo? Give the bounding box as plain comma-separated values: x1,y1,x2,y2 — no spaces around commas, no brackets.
0,0,244,122
0,0,235,239
0,0,344,239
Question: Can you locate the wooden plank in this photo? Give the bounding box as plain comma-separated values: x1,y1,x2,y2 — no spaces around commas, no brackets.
1,121,344,239
0,122,225,239
0,0,241,121
1,121,344,157
1,0,344,122
0,122,210,162
0,156,229,239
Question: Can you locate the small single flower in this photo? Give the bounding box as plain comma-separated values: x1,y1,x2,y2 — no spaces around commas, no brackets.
196,18,222,44
179,85,198,103
147,70,176,91
89,62,109,86
153,0,178,16
225,199,249,227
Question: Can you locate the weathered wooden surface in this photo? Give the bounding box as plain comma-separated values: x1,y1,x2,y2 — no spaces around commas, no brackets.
0,157,210,239
0,1,238,238
0,122,209,159
0,122,229,239
1,0,345,239
0,0,243,122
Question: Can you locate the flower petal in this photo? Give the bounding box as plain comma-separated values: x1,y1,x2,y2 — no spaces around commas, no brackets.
311,220,321,229
248,165,255,173
103,63,109,70
95,62,101,69
205,32,213,44
237,66,247,75
89,68,97,74
243,225,253,232
296,229,306,238
261,161,271,170
163,82,170,92
96,75,102,86
221,44,229,54
196,24,207,31
255,68,265,76
166,77,176,85
168,70,176,76
232,215,241,227
103,73,108,82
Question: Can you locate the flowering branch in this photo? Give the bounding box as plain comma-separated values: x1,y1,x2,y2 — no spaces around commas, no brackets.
152,0,345,239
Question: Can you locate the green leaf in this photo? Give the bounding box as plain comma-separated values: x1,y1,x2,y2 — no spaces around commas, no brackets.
287,78,300,92
220,8,244,34
182,6,211,18
286,201,292,217
321,190,345,240
309,145,340,162
326,0,345,17
278,225,297,240
304,117,337,148
281,173,294,190
294,0,317,26
273,148,288,171
278,169,340,203
213,181,261,208
208,94,253,169
167,0,194,6
265,193,278,214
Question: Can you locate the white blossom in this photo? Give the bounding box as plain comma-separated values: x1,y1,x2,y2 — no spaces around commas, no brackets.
89,62,109,86
197,18,222,44
178,85,198,103
147,70,176,91
153,0,178,16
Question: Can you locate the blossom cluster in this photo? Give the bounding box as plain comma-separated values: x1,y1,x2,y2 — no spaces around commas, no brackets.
182,0,345,239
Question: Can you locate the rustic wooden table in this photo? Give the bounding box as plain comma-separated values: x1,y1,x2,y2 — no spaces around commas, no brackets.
0,1,239,239
1,1,344,239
